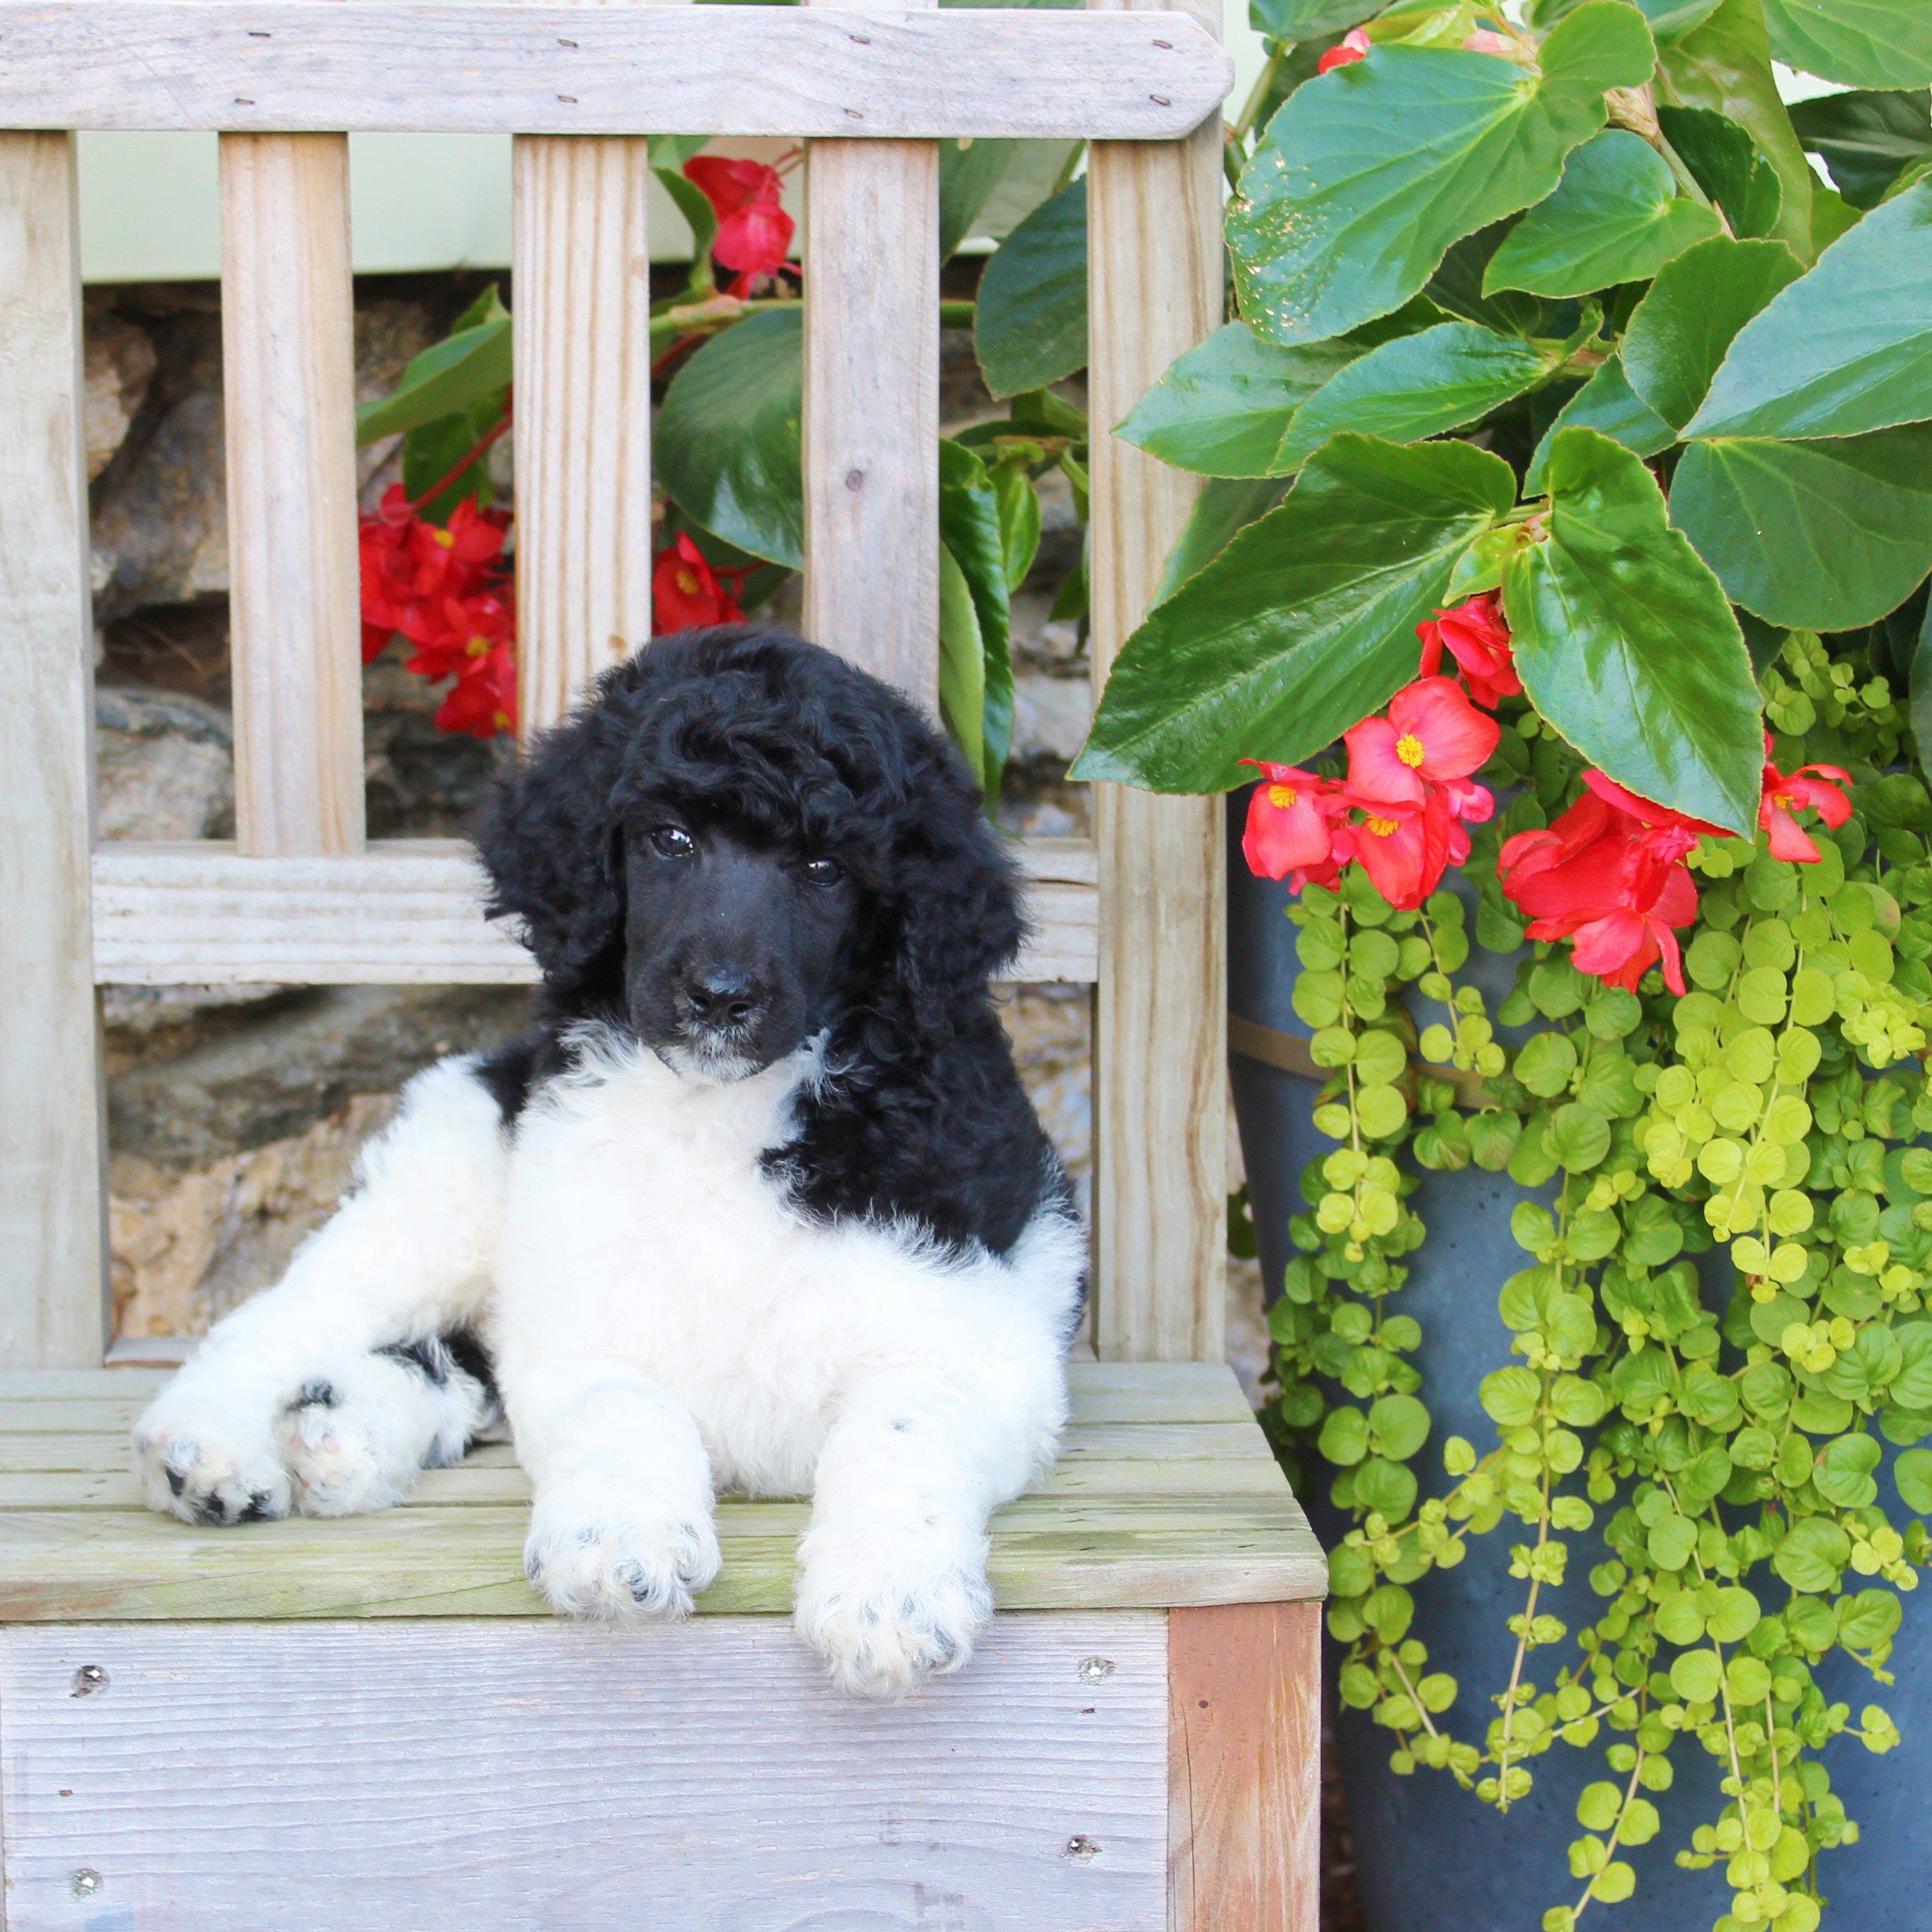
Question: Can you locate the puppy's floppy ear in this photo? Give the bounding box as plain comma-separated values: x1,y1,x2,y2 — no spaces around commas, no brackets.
474,700,627,1007
888,750,1027,1029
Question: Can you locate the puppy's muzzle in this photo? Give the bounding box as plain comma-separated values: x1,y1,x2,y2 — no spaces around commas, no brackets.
677,968,769,1038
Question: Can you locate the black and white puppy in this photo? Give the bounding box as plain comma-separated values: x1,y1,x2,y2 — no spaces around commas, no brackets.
132,626,1085,1696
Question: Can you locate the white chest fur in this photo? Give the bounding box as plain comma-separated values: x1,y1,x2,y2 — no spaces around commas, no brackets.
488,1035,1079,1498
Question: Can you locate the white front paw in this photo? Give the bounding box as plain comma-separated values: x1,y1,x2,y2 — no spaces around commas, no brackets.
132,1375,292,1527
524,1476,722,1621
794,1535,993,1700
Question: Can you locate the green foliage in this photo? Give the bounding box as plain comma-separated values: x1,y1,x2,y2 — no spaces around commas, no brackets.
1761,0,1932,88
1482,129,1722,298
974,177,1087,398
656,307,805,568
1228,6,1655,344
1071,437,1515,789
1505,428,1763,833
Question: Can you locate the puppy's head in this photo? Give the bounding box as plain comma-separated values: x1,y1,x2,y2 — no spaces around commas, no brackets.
477,625,1024,1080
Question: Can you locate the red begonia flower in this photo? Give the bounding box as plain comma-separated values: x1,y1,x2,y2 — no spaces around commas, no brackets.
1239,761,1344,883
1316,27,1371,72
653,532,745,634
1352,791,1456,911
1759,750,1852,863
407,591,515,685
685,157,795,289
1578,770,1729,865
1530,865,1700,996
435,641,518,740
1345,676,1500,808
1416,592,1520,709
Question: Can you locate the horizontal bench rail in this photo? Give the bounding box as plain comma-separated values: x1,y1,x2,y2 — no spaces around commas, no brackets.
0,4,1230,137
90,838,1101,986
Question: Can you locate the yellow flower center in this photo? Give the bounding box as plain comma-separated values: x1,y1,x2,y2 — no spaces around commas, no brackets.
1395,732,1426,767
432,528,454,548
677,567,703,595
1775,790,1796,809
1364,815,1399,838
466,636,489,657
1267,782,1298,809
493,710,511,731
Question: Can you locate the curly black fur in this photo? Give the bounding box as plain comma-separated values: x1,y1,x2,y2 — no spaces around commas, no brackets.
474,625,1073,1258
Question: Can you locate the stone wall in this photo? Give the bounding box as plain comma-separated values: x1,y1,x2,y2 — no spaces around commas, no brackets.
89,272,1121,1348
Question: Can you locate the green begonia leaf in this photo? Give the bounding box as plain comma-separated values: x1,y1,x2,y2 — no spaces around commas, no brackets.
1154,478,1291,604
976,178,1087,399
939,136,1018,262
1272,322,1554,474
1685,183,1932,440
1789,89,1931,210
656,307,803,568
1658,0,1815,260
1656,104,1783,237
1762,0,1932,87
938,548,988,789
1635,0,1727,39
937,440,1016,794
1620,234,1805,429
1074,435,1515,791
1426,220,1549,336
1115,324,1362,478
1503,427,1764,832
356,286,512,444
1485,130,1723,296
1524,353,1674,494
1251,0,1382,37
1671,424,1932,631
1229,4,1657,345
654,166,718,286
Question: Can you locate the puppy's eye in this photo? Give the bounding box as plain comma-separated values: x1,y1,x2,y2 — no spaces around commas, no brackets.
803,857,842,886
649,827,696,859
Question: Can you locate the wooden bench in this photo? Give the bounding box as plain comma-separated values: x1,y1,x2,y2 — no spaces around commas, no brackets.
0,4,1327,1924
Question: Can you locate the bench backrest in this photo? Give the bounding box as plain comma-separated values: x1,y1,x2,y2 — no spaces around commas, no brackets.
0,0,1229,1370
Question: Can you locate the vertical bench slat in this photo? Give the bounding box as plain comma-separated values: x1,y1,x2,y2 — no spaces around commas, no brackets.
0,132,107,1368
220,133,364,856
512,134,654,737
801,0,940,708
1086,0,1225,1364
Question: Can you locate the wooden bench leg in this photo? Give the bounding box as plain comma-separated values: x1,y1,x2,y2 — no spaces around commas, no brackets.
1168,1600,1322,1932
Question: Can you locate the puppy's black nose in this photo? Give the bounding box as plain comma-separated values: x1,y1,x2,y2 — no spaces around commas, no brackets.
681,969,766,1030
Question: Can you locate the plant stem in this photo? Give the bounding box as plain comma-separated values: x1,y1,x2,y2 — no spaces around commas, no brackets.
408,403,513,515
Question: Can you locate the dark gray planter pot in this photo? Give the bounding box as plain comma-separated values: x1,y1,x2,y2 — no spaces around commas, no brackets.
1225,791,1751,1931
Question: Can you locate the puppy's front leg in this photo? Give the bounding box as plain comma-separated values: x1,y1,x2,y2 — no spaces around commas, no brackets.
796,1370,1054,1699
506,1358,722,1621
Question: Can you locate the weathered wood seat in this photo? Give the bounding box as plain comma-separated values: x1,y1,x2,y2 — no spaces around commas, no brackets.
0,2,1326,1924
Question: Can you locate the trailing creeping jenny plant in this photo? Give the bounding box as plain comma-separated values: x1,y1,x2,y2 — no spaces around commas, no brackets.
1072,0,1932,1926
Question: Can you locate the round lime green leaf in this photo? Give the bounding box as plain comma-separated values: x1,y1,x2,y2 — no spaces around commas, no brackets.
1074,436,1515,791
1672,424,1932,631
1686,181,1932,440
1549,1102,1613,1171
656,307,803,568
1355,1457,1420,1521
1273,323,1552,475
1485,130,1723,297
1370,1392,1433,1460
1813,1432,1882,1507
1648,1512,1699,1569
1481,1365,1542,1428
1319,1406,1372,1465
1708,1585,1763,1642
1229,5,1657,345
1896,1445,1932,1513
1773,1514,1852,1591
1669,1647,1723,1704
1115,324,1363,479
1504,427,1764,834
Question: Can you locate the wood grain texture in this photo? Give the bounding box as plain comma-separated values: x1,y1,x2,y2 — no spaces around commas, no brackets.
1168,1599,1323,1932
221,132,363,857
513,131,653,737
1086,0,1225,1367
0,4,1230,137
90,838,1096,984
1,1614,1168,1929
0,1365,1324,1620
0,133,107,1371
802,0,940,708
